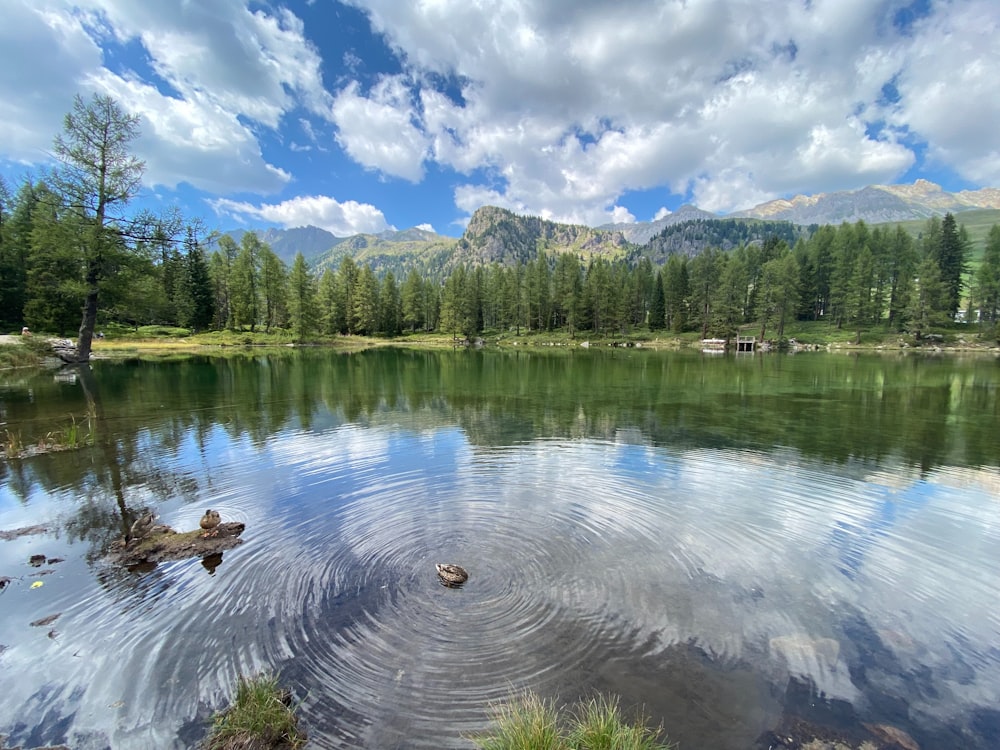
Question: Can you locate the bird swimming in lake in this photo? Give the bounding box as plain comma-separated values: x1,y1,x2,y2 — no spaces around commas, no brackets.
435,563,469,587
200,509,221,538
128,511,156,542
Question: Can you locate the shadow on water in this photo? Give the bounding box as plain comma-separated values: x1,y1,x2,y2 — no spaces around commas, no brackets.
0,349,997,749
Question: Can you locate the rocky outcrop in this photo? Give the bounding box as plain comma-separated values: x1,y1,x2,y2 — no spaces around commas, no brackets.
105,522,245,566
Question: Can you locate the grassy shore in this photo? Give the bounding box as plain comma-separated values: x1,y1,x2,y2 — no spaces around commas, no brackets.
1,320,997,368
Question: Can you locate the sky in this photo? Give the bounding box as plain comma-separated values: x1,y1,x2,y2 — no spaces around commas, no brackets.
1,0,998,239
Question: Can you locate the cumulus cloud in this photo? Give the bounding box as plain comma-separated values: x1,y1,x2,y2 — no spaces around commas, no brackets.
331,76,429,182
344,0,996,218
891,1,1000,184
0,3,103,162
210,195,393,237
0,0,322,194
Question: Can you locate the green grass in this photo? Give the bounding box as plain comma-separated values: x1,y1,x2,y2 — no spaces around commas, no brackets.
475,693,566,750
881,208,1000,266
473,692,675,750
569,695,674,750
203,673,305,750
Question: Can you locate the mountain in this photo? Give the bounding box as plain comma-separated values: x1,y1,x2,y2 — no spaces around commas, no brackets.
311,228,457,278
731,179,1000,225
599,204,718,244
224,225,342,264
640,218,807,264
454,205,631,266
220,180,1000,275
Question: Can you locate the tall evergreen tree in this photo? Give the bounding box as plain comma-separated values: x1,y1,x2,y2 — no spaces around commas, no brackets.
231,232,262,331
24,186,84,335
259,245,287,332
885,226,917,330
52,94,149,361
317,268,342,335
934,213,969,318
648,270,666,331
287,253,317,341
974,225,1000,330
0,179,40,327
338,257,359,334
758,252,799,340
379,271,401,336
352,264,379,335
662,254,689,332
401,268,425,332
907,254,948,340
688,247,722,339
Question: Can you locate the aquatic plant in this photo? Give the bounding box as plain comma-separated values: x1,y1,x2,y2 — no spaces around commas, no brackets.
569,694,674,750
2,429,23,459
203,672,305,750
474,691,674,750
475,692,566,750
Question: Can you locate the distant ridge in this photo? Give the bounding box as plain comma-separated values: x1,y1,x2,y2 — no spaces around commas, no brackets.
220,180,1000,274
599,204,717,244
731,179,1000,225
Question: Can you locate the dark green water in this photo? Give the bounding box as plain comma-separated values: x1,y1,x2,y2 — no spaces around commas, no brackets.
0,348,998,749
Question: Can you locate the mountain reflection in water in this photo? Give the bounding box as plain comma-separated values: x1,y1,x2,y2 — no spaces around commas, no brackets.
0,349,997,749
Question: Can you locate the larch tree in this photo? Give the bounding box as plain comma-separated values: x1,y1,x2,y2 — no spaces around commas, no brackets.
52,94,146,362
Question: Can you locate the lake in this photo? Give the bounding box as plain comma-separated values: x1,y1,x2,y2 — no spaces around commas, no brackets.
0,347,998,749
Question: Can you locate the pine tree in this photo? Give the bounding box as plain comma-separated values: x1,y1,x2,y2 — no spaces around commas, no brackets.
648,270,666,330
401,268,425,332
352,264,379,335
934,213,969,318
231,232,262,331
24,186,84,335
287,253,317,341
379,271,401,336
974,225,1000,331
317,268,342,335
662,254,689,332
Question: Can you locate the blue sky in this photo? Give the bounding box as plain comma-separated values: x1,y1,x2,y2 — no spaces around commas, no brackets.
1,0,998,238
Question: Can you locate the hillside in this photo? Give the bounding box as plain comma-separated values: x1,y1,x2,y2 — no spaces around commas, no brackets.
882,208,1000,262
311,229,457,278
638,218,807,264
453,205,631,266
598,204,718,244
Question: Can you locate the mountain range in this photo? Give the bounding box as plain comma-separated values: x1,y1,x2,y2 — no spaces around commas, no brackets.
222,180,1000,274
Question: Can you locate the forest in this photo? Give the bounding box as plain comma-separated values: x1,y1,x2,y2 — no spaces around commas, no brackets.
2,94,1000,353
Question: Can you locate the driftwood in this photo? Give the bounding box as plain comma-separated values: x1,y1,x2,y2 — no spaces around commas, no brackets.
106,522,245,566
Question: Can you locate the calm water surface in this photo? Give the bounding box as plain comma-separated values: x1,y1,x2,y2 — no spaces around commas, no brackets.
0,348,998,749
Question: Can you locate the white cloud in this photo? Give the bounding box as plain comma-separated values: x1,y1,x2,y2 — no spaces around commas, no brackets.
87,0,331,127
210,195,393,237
415,223,435,233
653,207,672,221
88,70,290,194
0,0,323,195
0,3,103,162
331,76,429,182
345,0,996,218
891,1,1000,184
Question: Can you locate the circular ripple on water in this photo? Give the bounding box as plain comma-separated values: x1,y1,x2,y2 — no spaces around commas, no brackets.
210,438,688,747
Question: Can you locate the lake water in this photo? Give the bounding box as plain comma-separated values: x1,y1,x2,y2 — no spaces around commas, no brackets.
0,348,998,749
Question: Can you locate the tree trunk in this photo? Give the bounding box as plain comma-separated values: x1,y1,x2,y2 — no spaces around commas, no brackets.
74,262,100,363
